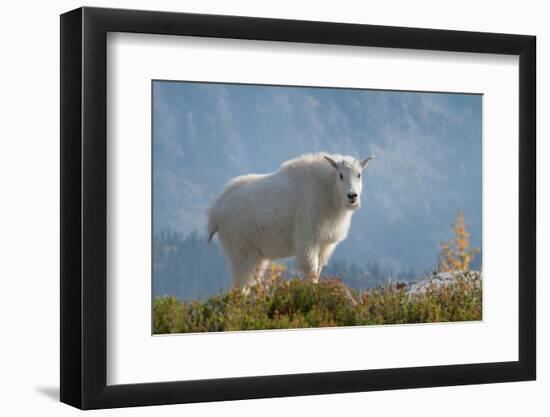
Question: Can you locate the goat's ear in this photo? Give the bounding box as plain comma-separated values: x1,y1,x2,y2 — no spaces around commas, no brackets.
324,156,339,170
360,155,375,169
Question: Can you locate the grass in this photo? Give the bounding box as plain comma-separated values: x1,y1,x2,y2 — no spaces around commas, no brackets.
153,271,482,334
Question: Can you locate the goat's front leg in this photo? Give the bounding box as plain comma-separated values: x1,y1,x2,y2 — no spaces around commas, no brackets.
317,243,337,278
295,245,320,283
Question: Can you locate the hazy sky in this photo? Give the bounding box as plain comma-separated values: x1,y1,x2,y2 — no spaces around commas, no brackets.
153,81,482,274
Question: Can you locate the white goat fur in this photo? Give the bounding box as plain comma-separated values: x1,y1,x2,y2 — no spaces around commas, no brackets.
208,152,374,288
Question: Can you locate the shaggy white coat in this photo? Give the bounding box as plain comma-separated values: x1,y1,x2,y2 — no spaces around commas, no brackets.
208,152,374,288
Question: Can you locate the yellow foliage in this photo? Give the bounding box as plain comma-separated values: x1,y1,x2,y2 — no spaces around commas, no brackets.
438,210,480,272
266,262,286,280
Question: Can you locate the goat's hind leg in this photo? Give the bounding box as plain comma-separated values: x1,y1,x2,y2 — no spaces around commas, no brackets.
230,251,266,291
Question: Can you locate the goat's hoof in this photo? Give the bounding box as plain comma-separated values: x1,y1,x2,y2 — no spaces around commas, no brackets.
308,274,320,284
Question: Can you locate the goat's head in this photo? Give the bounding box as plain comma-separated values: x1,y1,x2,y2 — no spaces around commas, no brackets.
324,155,374,210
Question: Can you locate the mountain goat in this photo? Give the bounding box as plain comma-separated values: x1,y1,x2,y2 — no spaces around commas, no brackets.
208,152,374,289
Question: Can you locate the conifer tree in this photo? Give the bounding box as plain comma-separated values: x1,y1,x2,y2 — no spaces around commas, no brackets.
438,210,480,272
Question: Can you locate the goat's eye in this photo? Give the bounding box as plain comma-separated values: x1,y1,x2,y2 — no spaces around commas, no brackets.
339,174,344,181
358,173,361,178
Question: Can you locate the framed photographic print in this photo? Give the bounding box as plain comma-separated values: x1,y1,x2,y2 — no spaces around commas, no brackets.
60,6,536,409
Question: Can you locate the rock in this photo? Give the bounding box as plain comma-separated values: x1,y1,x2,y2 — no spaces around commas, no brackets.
404,271,481,295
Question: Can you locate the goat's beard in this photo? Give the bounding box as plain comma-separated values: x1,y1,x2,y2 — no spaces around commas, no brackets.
345,200,360,211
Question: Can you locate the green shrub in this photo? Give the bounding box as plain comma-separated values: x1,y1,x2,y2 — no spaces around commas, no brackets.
153,272,482,334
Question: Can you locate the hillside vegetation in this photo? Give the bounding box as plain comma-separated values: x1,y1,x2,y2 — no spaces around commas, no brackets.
153,210,482,334
153,270,482,334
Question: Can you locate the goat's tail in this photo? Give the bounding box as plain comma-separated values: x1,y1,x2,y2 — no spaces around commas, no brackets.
207,213,218,244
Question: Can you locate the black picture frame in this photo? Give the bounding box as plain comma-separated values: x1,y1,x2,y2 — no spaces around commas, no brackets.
60,6,536,410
